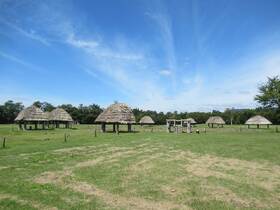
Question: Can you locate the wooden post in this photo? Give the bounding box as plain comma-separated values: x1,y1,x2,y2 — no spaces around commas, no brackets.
151,128,153,133
101,123,106,133
267,124,269,129
35,122,38,130
128,124,132,132
257,124,260,129
2,137,6,148
24,122,27,130
113,124,116,132
19,123,22,130
64,133,67,142
94,129,97,137
187,122,191,133
116,124,119,135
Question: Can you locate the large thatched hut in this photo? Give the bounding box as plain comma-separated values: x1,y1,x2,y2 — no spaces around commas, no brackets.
245,115,272,128
95,103,136,132
15,105,48,130
49,108,73,128
206,116,225,128
139,116,155,125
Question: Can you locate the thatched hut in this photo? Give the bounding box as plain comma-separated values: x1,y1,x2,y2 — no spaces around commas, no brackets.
139,116,155,125
185,118,197,124
49,108,73,128
15,105,48,130
206,116,225,128
95,103,136,132
245,115,272,128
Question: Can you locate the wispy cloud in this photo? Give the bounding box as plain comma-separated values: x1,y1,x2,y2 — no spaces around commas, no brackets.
66,33,99,49
0,51,44,72
0,18,50,46
146,8,178,90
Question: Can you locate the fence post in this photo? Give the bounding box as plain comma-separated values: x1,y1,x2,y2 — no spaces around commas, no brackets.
64,133,67,142
2,137,6,148
94,129,97,137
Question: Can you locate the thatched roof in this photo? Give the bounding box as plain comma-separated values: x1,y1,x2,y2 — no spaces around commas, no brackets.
49,108,73,122
206,116,225,124
139,116,155,124
15,105,48,122
95,103,136,124
245,115,272,125
185,118,197,124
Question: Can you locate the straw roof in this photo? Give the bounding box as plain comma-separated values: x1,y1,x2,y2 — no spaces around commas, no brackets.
185,118,197,124
49,108,73,122
206,116,225,124
15,105,48,122
245,115,272,125
95,103,136,124
139,116,155,124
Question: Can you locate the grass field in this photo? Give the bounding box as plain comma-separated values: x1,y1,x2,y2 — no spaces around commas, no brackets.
0,124,280,210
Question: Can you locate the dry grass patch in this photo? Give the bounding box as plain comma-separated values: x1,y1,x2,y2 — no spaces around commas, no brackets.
0,193,58,210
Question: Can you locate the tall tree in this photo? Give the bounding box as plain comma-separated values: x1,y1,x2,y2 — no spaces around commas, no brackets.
255,76,280,110
33,101,55,112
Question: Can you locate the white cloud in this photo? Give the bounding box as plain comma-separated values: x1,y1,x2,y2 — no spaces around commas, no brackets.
66,33,99,49
159,69,172,76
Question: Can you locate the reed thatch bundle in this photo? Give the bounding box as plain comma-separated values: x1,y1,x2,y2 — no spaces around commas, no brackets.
245,115,272,125
49,108,73,122
206,116,225,125
95,103,135,124
15,105,48,122
139,116,155,124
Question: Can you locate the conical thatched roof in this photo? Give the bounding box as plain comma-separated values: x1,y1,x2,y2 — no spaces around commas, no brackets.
15,105,48,122
139,116,155,124
185,118,197,124
95,103,135,124
206,116,225,124
245,115,272,125
49,108,73,122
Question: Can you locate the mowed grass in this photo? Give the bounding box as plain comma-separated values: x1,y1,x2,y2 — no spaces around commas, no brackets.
0,124,279,210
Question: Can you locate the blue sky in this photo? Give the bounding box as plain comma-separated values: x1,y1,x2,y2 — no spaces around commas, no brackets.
1,0,280,112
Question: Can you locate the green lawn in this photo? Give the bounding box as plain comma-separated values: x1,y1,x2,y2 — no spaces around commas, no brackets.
0,124,279,210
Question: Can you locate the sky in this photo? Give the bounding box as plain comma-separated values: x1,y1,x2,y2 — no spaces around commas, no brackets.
1,0,280,112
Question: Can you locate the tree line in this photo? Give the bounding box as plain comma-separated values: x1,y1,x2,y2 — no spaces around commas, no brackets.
1,76,279,124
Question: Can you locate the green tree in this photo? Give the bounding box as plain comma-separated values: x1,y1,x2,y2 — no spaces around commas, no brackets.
33,101,55,112
0,100,24,123
255,76,280,110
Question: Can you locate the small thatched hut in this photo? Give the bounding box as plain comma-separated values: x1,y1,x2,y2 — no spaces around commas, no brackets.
245,115,272,128
139,116,155,125
185,118,197,124
49,108,73,128
15,105,48,130
95,103,136,132
206,116,225,128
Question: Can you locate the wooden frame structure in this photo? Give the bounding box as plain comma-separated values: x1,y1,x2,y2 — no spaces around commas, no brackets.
166,119,192,133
